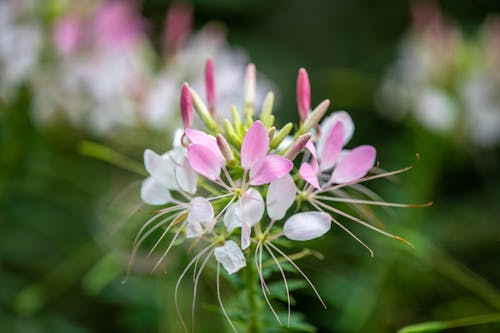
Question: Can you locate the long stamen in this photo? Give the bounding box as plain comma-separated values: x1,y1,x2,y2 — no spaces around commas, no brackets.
314,195,432,208
217,263,238,333
265,243,291,327
310,200,375,257
267,242,327,309
313,199,415,250
147,212,186,256
318,164,414,194
152,219,189,272
344,184,395,216
133,205,184,245
128,213,180,273
255,242,281,325
192,249,213,332
175,245,215,333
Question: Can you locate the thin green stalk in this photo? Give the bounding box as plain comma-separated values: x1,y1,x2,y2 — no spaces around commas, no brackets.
245,248,262,333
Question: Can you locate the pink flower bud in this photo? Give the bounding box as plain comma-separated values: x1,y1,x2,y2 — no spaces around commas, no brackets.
180,83,193,129
163,3,193,53
244,63,256,104
297,68,311,122
205,58,216,115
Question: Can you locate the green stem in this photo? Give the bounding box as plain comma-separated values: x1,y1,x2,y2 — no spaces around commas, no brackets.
245,248,262,333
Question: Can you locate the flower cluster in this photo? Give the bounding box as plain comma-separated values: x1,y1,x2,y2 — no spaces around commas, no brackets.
377,1,500,147
133,60,426,331
5,0,272,135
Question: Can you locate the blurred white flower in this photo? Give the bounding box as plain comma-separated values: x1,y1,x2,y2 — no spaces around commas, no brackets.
377,2,500,147
0,0,42,101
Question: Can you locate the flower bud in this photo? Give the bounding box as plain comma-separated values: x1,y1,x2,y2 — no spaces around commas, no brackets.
180,83,193,129
301,99,330,133
297,68,311,122
189,87,219,131
270,123,293,149
216,134,234,162
284,133,312,161
244,63,256,106
205,58,216,115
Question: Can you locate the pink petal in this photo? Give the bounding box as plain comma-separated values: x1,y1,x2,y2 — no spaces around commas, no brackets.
305,140,319,172
180,83,193,129
241,121,269,170
330,145,376,184
185,128,224,163
297,68,311,122
187,144,222,180
249,155,293,186
299,163,321,190
320,122,344,171
205,58,216,112
317,111,354,156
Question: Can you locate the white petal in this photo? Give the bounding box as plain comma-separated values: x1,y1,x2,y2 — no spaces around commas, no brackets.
175,155,198,194
266,174,296,220
241,221,251,250
223,188,264,232
186,220,204,238
188,197,214,228
283,212,331,241
144,149,178,190
214,240,246,274
317,111,354,156
223,203,240,232
140,177,172,205
172,128,185,147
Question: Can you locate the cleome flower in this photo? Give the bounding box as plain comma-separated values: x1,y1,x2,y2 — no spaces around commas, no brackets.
131,59,429,332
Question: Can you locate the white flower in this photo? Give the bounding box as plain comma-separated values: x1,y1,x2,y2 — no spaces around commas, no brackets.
140,136,197,205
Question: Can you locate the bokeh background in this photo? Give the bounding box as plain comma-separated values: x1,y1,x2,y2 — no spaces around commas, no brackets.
1,0,500,332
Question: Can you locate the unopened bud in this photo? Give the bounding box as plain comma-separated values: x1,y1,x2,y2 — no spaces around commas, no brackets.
205,58,216,115
244,63,256,105
271,123,293,149
224,119,241,148
231,106,244,137
180,83,193,129
297,68,311,122
268,127,276,142
301,99,330,134
260,91,275,127
284,133,312,161
189,87,219,132
216,134,234,162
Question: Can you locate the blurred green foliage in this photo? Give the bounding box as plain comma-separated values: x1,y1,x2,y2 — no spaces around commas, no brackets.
2,0,500,332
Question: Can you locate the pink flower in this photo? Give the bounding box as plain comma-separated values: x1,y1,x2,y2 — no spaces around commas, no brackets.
187,120,292,185
93,0,143,50
299,111,376,189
